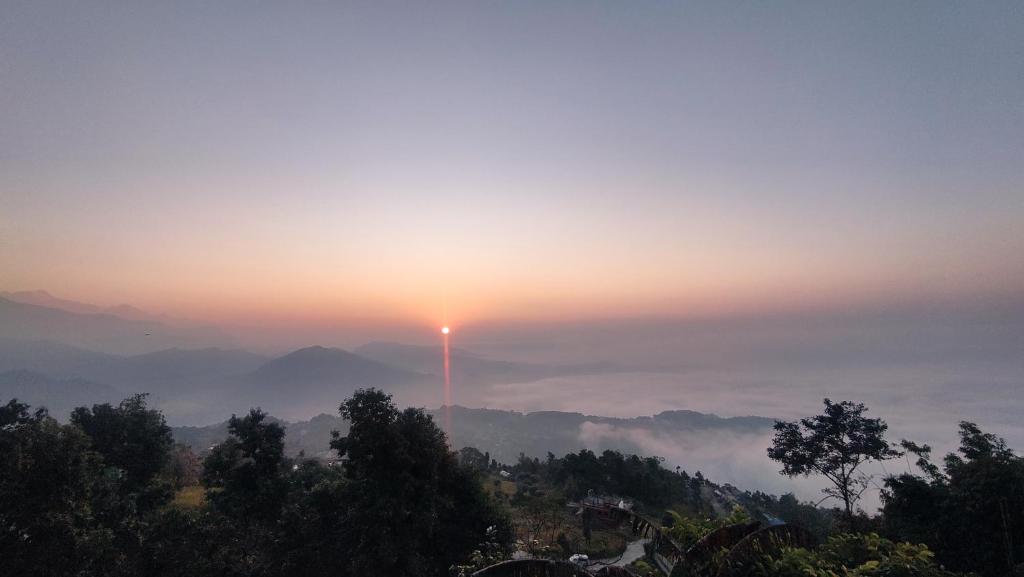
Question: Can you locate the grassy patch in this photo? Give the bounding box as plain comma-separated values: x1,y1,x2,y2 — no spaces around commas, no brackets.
171,485,206,509
482,476,518,498
576,528,629,558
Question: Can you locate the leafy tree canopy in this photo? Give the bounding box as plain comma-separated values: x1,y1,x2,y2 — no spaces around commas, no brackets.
883,421,1024,577
748,533,961,577
71,393,174,502
202,408,289,522
331,388,510,577
768,399,901,519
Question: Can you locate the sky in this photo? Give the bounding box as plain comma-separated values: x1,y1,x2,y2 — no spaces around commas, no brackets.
2,1,1023,331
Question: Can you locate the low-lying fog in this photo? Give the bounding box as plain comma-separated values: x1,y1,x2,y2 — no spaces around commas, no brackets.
447,307,1024,512
463,361,1019,511
201,304,1021,513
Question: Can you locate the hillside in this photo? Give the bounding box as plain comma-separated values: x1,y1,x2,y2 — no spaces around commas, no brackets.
0,369,121,416
94,347,269,391
1,290,158,321
220,346,431,416
172,405,777,463
0,297,232,355
247,345,426,387
0,337,122,377
0,338,267,393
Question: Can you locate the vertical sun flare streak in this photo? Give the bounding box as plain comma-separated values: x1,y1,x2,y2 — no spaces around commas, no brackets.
441,326,452,445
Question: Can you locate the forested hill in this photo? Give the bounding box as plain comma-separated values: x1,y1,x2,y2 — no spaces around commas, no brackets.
172,405,775,462
5,390,1022,576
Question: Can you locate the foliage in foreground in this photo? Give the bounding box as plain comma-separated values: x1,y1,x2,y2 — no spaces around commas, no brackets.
0,390,510,577
2,392,1019,577
768,399,901,520
0,395,174,576
665,504,753,549
745,533,962,577
882,422,1024,577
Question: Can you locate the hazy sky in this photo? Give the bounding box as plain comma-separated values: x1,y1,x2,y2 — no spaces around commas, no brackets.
2,1,1022,329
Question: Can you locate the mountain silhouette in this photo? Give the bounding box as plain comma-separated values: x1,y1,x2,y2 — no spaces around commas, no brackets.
0,369,121,417
0,297,232,355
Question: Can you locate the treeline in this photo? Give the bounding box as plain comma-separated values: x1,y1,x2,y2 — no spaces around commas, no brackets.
477,400,1024,577
761,400,1024,577
881,422,1024,577
509,449,696,508
482,447,832,537
2,391,1021,576
0,390,510,577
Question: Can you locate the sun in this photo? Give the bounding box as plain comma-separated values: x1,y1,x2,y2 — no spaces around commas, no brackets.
441,326,450,335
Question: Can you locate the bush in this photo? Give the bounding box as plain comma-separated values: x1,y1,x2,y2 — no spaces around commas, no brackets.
749,533,964,577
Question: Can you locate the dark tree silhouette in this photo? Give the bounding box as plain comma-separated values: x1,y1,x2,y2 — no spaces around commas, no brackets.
883,422,1024,577
331,388,510,577
71,393,174,503
202,408,289,522
768,399,900,519
1,400,129,576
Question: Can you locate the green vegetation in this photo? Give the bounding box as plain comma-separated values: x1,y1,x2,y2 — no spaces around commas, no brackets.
768,399,901,521
1,392,1020,576
882,422,1024,577
170,485,205,508
757,401,1024,577
744,533,960,577
665,505,752,549
0,390,508,577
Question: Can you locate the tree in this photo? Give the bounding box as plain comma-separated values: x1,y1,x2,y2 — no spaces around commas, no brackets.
331,388,510,576
166,443,201,489
197,409,327,576
883,422,1024,577
202,408,289,522
517,494,568,556
0,400,127,576
768,399,900,519
270,459,352,577
458,446,490,470
743,491,835,541
71,394,174,504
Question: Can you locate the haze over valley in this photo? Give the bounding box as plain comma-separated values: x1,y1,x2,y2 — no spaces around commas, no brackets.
3,4,1023,575
2,289,1019,510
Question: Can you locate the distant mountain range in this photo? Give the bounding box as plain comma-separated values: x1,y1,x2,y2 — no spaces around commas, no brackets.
0,291,781,483
0,338,267,392
0,291,626,424
231,346,429,413
249,345,424,387
1,290,167,323
0,369,121,416
0,339,430,422
172,406,778,465
0,295,232,355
